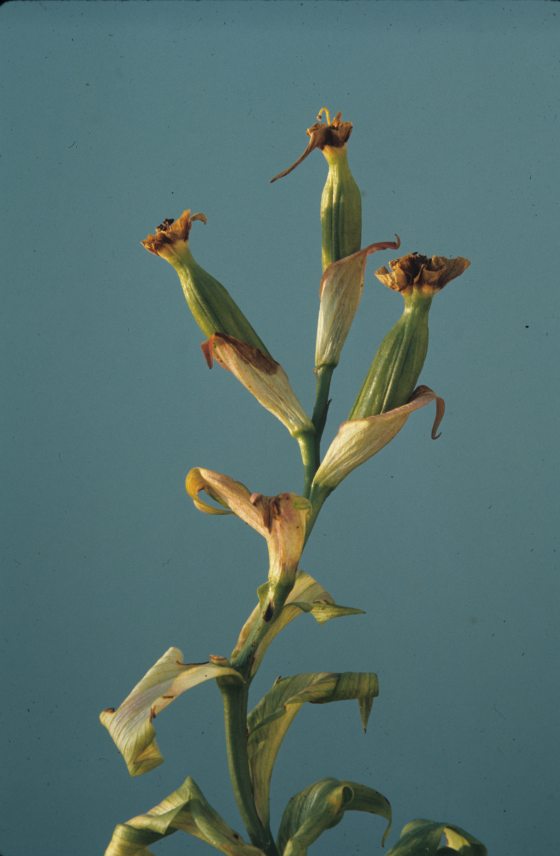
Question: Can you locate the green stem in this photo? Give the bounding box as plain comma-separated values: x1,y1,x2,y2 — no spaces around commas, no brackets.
296,429,319,499
311,363,335,441
221,582,294,856
306,483,332,544
220,679,279,856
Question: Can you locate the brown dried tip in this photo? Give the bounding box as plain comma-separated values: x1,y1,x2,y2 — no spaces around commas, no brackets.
141,209,207,255
411,385,446,439
201,333,279,375
375,253,470,294
271,108,353,183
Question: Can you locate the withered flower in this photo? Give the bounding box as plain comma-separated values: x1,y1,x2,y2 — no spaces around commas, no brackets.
142,210,271,355
350,252,470,419
271,109,362,270
186,468,310,588
375,252,470,296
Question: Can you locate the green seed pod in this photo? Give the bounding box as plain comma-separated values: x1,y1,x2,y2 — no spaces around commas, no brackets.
271,108,362,270
142,210,271,356
320,142,362,270
350,292,431,418
349,253,470,419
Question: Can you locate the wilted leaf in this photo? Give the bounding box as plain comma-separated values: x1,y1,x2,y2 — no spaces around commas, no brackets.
232,571,364,677
277,777,391,856
386,819,487,856
100,647,242,776
104,776,265,856
247,671,378,826
313,386,444,491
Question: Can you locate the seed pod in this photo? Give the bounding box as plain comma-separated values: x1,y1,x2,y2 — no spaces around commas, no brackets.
142,210,271,356
349,253,470,419
271,109,362,270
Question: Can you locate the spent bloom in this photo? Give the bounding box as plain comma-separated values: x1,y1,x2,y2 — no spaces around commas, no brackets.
272,109,362,270
186,467,310,589
350,252,470,419
142,210,270,354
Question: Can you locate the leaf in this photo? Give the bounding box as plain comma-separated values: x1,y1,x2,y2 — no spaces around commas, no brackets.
247,671,379,826
277,777,391,856
100,647,242,776
104,776,266,856
386,819,487,856
232,571,364,677
313,385,444,491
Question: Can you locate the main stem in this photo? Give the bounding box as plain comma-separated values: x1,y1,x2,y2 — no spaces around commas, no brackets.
221,584,293,856
311,364,335,441
220,680,278,855
296,429,319,499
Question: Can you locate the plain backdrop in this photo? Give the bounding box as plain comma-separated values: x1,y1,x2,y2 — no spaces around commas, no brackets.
1,2,559,855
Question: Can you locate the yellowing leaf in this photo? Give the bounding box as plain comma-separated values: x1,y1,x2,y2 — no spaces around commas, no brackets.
313,385,444,491
387,819,487,856
104,776,266,856
247,671,378,826
100,648,242,776
231,571,364,677
277,778,391,856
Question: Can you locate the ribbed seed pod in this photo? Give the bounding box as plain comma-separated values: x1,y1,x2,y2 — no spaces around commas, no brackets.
142,210,271,356
320,144,361,270
271,109,362,270
349,252,470,419
350,293,431,418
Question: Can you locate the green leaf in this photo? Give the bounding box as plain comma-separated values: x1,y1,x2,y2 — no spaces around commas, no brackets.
100,647,242,776
277,777,391,856
104,776,266,856
232,571,364,677
386,819,487,856
247,671,378,826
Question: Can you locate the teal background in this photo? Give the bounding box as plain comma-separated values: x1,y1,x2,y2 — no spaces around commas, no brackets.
1,2,558,854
